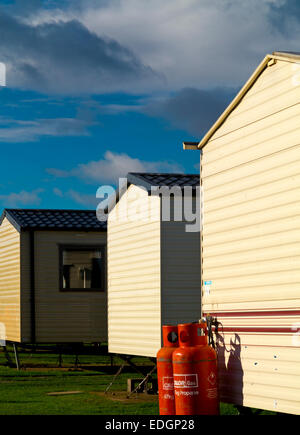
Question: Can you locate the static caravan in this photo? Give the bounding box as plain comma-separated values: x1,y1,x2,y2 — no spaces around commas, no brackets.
107,172,201,357
184,51,300,414
0,209,107,344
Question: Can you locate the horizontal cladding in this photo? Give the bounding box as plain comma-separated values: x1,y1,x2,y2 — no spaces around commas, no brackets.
205,300,300,314
203,256,300,280
203,283,300,305
108,344,158,358
239,60,291,101
108,232,160,252
108,185,161,357
206,310,300,336
33,231,107,343
205,161,300,213
226,66,298,122
212,60,299,141
214,329,300,414
204,309,300,413
202,59,300,414
204,203,300,238
204,143,300,196
0,218,21,342
205,102,300,163
108,220,160,238
203,123,300,178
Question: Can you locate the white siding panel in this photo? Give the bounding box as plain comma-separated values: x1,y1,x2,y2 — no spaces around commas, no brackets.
0,218,21,342
20,231,31,342
108,185,161,357
202,59,300,414
212,61,300,140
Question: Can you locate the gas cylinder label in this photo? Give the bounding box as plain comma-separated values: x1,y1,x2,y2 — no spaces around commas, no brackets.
162,377,174,390
173,374,198,389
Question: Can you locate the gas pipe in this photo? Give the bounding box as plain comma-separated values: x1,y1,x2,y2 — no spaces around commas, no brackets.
172,322,219,415
156,325,179,415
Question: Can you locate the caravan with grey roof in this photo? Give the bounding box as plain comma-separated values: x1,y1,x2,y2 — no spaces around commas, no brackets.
107,172,201,357
0,209,107,344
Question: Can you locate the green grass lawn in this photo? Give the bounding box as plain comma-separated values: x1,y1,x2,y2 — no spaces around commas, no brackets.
0,344,272,415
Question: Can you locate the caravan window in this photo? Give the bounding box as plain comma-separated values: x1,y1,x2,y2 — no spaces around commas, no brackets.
60,246,105,291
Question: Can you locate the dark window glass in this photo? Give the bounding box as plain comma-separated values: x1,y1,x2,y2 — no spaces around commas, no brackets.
61,248,105,291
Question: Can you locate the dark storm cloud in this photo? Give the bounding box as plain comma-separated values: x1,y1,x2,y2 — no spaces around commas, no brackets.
145,87,237,138
0,10,162,94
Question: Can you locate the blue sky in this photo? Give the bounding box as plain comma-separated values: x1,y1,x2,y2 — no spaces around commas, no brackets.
0,0,300,211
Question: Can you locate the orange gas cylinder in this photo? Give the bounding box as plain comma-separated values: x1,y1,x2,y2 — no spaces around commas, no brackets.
172,323,199,415
173,322,219,415
191,322,219,415
156,325,179,415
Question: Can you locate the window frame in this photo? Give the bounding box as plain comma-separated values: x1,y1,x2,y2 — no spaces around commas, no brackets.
58,244,106,293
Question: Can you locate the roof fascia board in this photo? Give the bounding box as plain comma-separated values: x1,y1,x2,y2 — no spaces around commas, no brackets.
183,142,199,150
272,53,300,63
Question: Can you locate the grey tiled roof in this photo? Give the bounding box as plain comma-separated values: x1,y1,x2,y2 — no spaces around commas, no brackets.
104,172,200,213
127,173,199,189
1,209,106,232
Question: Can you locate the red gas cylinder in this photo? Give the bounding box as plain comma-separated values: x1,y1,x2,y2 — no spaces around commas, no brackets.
156,325,179,415
173,322,219,415
192,322,219,415
172,323,198,415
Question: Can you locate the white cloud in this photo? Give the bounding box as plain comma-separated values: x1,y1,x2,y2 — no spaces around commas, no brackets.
3,1,299,94
0,188,44,207
29,0,300,91
53,187,100,208
67,189,99,208
0,116,93,142
47,150,184,184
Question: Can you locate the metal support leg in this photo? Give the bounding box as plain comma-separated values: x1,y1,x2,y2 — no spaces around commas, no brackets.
105,361,127,394
127,364,157,398
105,355,157,396
125,356,149,377
13,343,20,370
